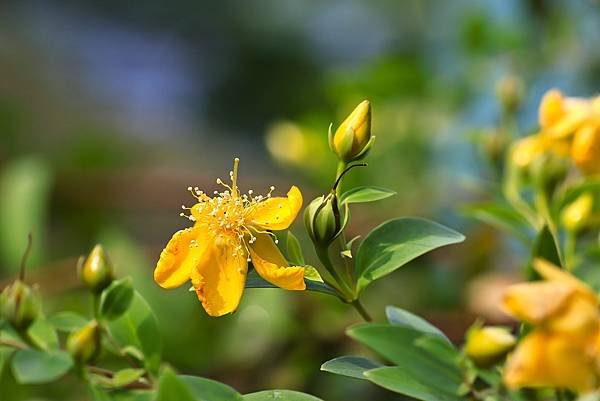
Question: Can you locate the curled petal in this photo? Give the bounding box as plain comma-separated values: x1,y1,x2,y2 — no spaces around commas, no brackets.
191,234,248,316
249,232,305,291
154,229,205,289
246,186,303,231
502,281,574,324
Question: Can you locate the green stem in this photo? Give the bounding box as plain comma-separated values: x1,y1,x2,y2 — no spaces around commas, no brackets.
350,299,372,322
564,231,576,272
315,246,354,301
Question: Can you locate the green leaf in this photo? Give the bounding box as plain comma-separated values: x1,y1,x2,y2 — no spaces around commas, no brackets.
243,390,323,401
156,368,196,401
355,218,465,292
180,375,243,401
245,269,338,297
112,368,146,388
321,356,383,379
348,323,462,391
100,277,134,321
11,349,73,384
106,291,161,374
340,186,396,205
286,231,305,265
364,367,465,401
0,346,15,376
527,225,562,279
49,311,88,332
385,306,450,343
88,384,112,401
27,318,59,350
462,202,532,244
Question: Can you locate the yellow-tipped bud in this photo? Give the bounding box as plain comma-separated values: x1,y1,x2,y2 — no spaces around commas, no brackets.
66,320,101,364
331,100,373,162
465,326,516,368
571,124,600,175
561,192,594,232
80,245,114,294
0,280,41,331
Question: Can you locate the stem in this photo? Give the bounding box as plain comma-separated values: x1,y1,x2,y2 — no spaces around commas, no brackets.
350,299,372,322
19,233,33,281
0,338,28,349
564,231,576,271
315,246,354,301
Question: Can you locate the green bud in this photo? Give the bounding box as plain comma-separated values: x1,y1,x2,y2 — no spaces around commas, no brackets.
465,326,516,368
0,280,41,331
79,245,114,294
496,75,524,114
304,194,342,246
66,320,101,364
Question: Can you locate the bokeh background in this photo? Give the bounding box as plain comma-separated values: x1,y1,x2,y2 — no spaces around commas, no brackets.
1,0,599,400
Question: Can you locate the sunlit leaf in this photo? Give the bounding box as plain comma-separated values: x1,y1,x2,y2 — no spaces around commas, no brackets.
321,356,383,379
385,306,450,343
340,186,396,205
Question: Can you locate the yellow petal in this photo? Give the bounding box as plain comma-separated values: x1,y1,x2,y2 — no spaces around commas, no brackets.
246,186,303,231
191,234,248,317
154,229,205,289
504,331,597,393
572,124,600,175
502,281,574,324
248,232,305,291
533,259,596,299
539,89,565,129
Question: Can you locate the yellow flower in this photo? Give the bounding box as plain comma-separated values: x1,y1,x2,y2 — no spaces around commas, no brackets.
332,100,373,162
539,89,591,140
502,259,600,393
153,158,305,316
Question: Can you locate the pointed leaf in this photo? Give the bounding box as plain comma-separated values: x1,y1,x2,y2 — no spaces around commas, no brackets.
356,218,464,291
385,306,450,343
321,356,383,379
286,231,305,265
243,390,323,401
340,186,396,205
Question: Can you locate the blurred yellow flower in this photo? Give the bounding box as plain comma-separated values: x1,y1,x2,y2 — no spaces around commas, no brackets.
154,158,305,316
561,192,594,232
502,259,600,393
531,89,600,175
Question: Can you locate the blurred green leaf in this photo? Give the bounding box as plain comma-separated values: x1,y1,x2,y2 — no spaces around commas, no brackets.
156,368,196,401
49,311,88,332
364,367,465,401
100,277,134,321
355,218,465,292
0,157,52,270
245,269,337,297
527,225,562,279
462,202,532,244
180,375,243,401
243,390,323,401
385,306,450,343
27,318,59,350
286,231,305,265
0,346,14,376
112,368,146,388
107,291,161,374
558,178,600,211
321,356,383,379
11,348,73,384
88,384,112,401
340,186,396,205
348,324,462,390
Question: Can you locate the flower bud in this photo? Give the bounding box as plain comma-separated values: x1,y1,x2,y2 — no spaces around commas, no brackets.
466,326,516,368
561,192,594,233
331,100,374,162
67,320,101,364
304,194,342,246
496,76,523,114
0,280,41,331
571,124,600,175
79,245,114,294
